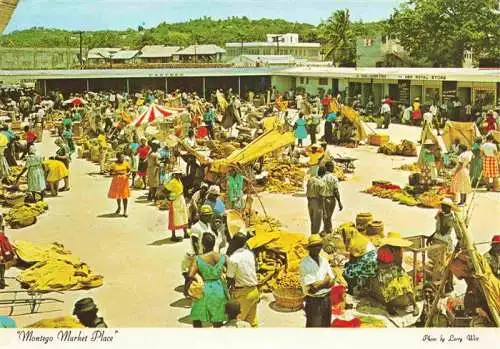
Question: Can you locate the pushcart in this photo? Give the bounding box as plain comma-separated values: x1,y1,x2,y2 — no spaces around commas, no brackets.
333,155,357,173
0,289,64,316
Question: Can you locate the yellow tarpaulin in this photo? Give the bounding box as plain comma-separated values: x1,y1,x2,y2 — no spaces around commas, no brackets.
442,121,481,150
329,99,367,141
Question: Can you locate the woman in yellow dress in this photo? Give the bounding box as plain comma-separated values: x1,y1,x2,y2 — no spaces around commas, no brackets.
108,153,130,217
163,168,189,242
43,157,69,196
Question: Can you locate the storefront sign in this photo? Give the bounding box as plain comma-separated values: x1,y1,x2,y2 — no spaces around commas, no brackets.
397,75,446,80
397,79,411,105
356,74,387,79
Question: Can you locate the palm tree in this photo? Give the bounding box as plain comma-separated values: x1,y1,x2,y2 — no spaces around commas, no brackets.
319,9,357,67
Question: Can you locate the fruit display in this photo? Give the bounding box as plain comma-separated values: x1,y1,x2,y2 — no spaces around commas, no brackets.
276,271,302,290
4,202,48,228
378,139,417,157
263,160,306,194
363,181,451,209
395,162,421,172
27,316,84,328
14,240,103,292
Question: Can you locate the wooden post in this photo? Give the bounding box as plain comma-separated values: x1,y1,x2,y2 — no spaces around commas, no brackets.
126,78,130,94
202,77,206,99
238,76,241,97
165,77,168,93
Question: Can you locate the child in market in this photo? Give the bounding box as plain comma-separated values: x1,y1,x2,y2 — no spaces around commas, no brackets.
224,300,251,328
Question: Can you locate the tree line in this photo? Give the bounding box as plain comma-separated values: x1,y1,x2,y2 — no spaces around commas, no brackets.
1,0,498,67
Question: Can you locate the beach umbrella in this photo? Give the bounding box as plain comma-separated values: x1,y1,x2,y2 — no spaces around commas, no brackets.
133,104,172,127
63,97,86,106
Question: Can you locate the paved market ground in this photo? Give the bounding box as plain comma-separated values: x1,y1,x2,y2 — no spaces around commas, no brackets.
3,123,499,327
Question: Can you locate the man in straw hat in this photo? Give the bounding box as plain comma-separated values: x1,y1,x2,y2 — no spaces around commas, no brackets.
484,235,500,279
426,197,459,292
372,232,419,316
73,298,107,328
299,234,335,327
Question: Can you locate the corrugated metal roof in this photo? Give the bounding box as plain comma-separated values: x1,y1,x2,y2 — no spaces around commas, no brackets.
226,42,321,48
139,45,181,58
175,44,225,55
0,67,283,79
87,48,122,59
111,50,139,60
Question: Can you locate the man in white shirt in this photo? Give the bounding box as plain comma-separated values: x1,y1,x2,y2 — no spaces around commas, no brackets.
227,233,259,327
299,234,335,327
295,94,303,110
380,101,392,129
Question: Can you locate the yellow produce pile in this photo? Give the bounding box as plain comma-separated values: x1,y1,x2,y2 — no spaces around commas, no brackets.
13,241,103,292
246,218,307,292
363,183,420,206
395,162,420,172
263,160,306,194
378,140,417,157
4,202,49,228
417,190,449,208
205,140,240,160
27,316,84,328
276,271,302,290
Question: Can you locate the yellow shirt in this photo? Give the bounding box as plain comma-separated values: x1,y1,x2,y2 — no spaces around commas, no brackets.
111,161,130,176
164,177,184,199
97,135,107,149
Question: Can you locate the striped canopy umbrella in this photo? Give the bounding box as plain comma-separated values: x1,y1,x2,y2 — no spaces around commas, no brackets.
133,104,172,126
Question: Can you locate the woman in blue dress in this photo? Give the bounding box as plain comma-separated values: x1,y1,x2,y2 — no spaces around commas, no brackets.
293,113,308,148
185,233,228,328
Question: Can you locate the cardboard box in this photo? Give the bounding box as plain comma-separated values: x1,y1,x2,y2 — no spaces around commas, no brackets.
369,134,390,146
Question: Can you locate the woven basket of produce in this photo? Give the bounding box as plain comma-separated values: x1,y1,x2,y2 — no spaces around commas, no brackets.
355,212,373,232
366,221,384,236
4,193,25,208
272,288,304,311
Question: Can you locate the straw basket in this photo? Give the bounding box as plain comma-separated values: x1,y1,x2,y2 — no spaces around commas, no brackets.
272,288,304,311
366,221,384,236
355,212,373,232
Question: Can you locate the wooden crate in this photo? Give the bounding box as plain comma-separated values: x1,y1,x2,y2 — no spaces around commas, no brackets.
368,133,390,146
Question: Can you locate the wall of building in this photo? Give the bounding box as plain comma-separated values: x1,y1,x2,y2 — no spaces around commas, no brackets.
0,47,83,70
356,37,384,67
271,76,294,93
225,46,321,61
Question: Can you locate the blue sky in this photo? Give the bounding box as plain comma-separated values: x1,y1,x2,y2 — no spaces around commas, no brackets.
5,0,405,33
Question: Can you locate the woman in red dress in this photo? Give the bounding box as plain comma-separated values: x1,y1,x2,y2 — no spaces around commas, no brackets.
136,138,151,183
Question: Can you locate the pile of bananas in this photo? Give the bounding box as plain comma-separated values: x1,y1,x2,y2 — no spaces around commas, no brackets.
256,249,286,293
5,202,48,228
27,316,84,328
263,160,305,194
418,190,448,208
395,162,421,172
378,140,417,157
206,140,240,159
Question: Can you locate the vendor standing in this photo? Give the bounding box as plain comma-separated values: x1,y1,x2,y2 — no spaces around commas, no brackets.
481,134,499,192
203,105,216,140
299,234,335,327
484,235,500,279
426,198,458,292
306,166,326,235
136,138,151,185
164,168,189,242
419,139,438,189
227,166,246,210
322,161,343,235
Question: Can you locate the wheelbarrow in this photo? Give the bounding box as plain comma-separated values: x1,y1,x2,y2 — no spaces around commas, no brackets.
333,155,357,173
0,290,64,316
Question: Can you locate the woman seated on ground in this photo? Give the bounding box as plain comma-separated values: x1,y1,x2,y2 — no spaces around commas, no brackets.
370,232,419,316
0,213,16,289
184,233,229,328
43,157,69,197
343,232,378,297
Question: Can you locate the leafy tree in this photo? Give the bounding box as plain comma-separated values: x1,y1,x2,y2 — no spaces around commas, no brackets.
319,9,357,66
389,0,500,67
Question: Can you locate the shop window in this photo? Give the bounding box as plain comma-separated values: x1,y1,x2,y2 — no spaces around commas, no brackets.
299,77,305,84
318,78,328,86
306,77,309,84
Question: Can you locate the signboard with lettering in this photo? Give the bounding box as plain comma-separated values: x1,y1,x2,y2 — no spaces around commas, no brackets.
442,81,458,102
397,80,410,105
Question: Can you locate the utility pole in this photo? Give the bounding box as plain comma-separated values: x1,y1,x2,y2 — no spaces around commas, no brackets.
77,31,83,69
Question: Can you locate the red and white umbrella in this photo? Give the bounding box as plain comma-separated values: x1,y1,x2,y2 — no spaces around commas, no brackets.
133,104,173,126
63,97,86,106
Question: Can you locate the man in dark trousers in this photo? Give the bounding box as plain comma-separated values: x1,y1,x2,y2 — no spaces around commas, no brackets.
322,161,343,235
306,166,326,235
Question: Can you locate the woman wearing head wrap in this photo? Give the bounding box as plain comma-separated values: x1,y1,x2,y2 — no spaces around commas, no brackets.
343,232,378,297
108,152,130,217
370,232,419,316
164,169,189,242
